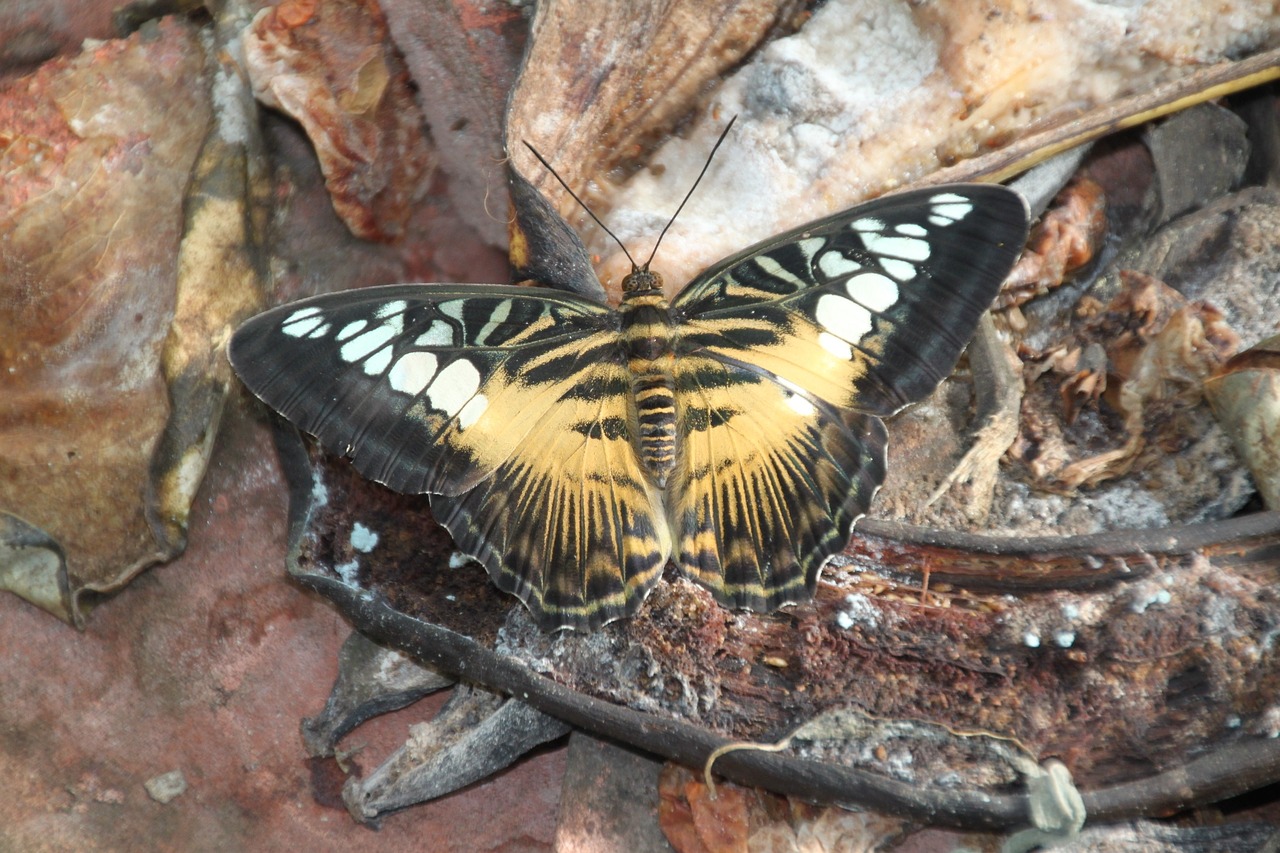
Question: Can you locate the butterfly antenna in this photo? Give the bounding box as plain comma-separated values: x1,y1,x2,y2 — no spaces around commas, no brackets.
642,115,737,271
522,141,639,271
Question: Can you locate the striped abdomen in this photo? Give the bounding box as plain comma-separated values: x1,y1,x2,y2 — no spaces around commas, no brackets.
619,291,677,487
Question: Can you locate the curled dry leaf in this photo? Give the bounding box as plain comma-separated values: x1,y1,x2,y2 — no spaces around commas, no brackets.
0,17,256,625
375,0,529,248
999,176,1108,310
244,0,434,242
1014,272,1240,491
1056,342,1109,425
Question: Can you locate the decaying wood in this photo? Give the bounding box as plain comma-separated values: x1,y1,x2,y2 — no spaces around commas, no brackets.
282,427,1280,829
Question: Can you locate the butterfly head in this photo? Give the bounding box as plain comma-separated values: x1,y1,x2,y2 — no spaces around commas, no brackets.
622,265,664,293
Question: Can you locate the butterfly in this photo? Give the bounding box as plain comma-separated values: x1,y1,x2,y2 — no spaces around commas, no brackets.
229,173,1029,632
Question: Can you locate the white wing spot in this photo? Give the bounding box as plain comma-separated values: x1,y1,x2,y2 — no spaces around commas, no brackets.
845,272,899,312
754,253,809,290
336,320,368,341
929,214,953,227
930,192,969,205
819,331,853,360
282,305,321,325
375,302,406,336
388,351,438,395
931,201,973,221
375,300,408,320
457,393,489,429
863,233,931,262
415,320,453,347
305,323,331,339
363,346,393,376
895,223,928,237
817,250,861,279
850,217,884,234
475,299,513,345
427,359,481,417
340,323,397,364
880,258,918,281
816,294,872,343
281,307,325,338
796,237,826,265
441,301,467,322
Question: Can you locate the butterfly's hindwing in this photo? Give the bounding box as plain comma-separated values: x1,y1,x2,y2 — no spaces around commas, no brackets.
668,353,887,609
431,358,673,630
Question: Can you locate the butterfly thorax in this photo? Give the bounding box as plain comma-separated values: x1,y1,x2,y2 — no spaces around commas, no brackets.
619,280,678,488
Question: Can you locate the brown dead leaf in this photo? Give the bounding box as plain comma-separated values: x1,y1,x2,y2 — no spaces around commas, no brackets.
0,18,218,624
1054,272,1240,489
244,0,434,242
1000,176,1108,309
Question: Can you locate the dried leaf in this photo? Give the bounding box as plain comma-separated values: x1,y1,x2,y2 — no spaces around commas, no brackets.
244,0,434,242
376,0,526,248
0,18,216,624
1000,177,1108,309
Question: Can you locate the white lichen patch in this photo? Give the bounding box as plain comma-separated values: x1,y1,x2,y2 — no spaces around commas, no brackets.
835,593,882,631
334,559,360,585
350,522,379,553
1129,580,1174,614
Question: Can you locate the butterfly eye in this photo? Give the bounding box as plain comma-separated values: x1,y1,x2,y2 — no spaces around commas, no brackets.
624,269,664,292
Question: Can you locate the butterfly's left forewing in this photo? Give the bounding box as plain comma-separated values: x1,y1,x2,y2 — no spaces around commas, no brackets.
230,284,618,494
666,185,1029,608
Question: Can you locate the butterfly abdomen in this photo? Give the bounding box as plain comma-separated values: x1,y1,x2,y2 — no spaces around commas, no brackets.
620,290,678,487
